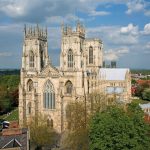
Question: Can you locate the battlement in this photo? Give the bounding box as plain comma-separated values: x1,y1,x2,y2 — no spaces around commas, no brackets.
24,24,47,40
62,22,85,38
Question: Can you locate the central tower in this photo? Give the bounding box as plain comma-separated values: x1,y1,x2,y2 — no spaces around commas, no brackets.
60,22,103,96
60,22,85,71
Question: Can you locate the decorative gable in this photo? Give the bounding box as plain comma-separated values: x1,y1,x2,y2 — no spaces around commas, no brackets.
39,64,61,78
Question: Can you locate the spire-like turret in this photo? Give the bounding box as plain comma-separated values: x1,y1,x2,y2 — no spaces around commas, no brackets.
76,21,85,35
61,24,72,35
61,21,85,38
45,26,47,37
24,24,47,40
22,24,49,73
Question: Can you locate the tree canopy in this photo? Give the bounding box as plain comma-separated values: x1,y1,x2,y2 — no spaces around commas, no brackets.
89,104,150,150
61,101,89,150
0,75,19,114
142,88,150,101
29,114,59,149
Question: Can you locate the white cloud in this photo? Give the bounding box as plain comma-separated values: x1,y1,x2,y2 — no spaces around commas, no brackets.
89,10,110,16
143,48,150,54
125,0,150,17
143,23,150,35
104,51,118,61
104,47,129,61
47,27,61,50
0,52,12,57
143,50,150,54
0,24,22,31
46,16,64,24
0,0,96,22
141,42,150,54
46,14,84,25
87,24,139,46
117,48,129,54
120,24,139,35
0,0,27,17
0,0,149,24
145,42,150,49
0,0,138,24
126,0,145,14
144,10,150,16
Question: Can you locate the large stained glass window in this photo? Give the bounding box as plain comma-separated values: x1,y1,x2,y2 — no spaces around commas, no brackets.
68,49,73,68
43,80,55,109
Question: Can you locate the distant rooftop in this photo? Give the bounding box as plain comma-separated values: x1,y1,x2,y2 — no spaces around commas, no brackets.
0,128,28,150
139,103,150,109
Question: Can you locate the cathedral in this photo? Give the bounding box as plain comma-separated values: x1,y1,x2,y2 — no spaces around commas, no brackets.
19,23,131,133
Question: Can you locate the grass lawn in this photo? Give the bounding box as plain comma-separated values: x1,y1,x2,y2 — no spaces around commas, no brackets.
5,108,18,121
0,114,6,120
0,108,18,122
132,98,150,104
0,109,18,130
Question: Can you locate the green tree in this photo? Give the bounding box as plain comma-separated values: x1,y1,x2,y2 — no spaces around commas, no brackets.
131,79,136,85
135,82,149,98
29,114,58,149
0,98,11,113
62,101,89,150
0,75,19,114
142,88,150,101
88,92,109,114
89,105,150,150
62,93,117,150
10,89,19,107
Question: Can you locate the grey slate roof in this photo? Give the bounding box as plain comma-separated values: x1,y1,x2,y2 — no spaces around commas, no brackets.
0,128,28,150
99,68,129,81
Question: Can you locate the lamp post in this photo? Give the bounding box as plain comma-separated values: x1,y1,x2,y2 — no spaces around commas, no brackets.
85,71,90,127
60,89,64,132
87,71,90,94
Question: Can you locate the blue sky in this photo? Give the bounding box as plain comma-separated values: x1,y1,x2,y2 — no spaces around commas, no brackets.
0,0,150,69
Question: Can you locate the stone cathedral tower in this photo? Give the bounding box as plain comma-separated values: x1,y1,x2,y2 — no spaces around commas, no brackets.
19,23,131,133
22,24,49,73
60,22,103,95
19,25,53,126
19,23,104,132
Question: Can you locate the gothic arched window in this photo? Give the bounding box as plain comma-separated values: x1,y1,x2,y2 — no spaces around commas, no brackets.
47,118,53,128
40,50,44,69
27,102,31,115
27,79,33,92
68,49,73,68
29,51,34,68
89,46,93,64
43,80,55,109
65,81,73,94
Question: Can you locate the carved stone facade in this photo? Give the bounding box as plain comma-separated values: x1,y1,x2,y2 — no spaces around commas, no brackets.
19,23,131,133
